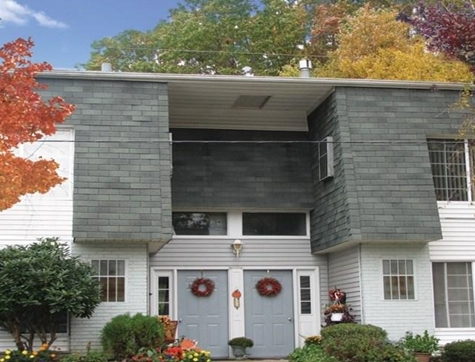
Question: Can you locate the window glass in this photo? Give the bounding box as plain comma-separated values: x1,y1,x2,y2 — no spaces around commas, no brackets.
299,276,312,314
383,259,415,300
428,139,469,201
172,212,227,235
243,213,306,236
158,276,171,316
433,262,475,328
92,260,126,302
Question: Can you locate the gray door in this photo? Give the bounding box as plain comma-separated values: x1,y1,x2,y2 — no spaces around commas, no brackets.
244,270,294,358
177,270,228,358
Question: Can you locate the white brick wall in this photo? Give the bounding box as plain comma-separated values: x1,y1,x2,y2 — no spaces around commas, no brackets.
360,242,434,341
70,243,149,353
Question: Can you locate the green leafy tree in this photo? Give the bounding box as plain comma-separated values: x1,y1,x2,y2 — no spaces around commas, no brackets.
0,238,101,351
85,0,308,75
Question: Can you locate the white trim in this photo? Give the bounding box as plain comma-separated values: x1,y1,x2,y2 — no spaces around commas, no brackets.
151,266,320,351
150,270,174,317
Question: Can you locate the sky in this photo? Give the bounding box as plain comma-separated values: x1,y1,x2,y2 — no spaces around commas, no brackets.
0,0,182,69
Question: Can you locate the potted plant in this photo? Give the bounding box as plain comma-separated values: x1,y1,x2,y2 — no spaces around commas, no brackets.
401,330,439,362
228,337,254,359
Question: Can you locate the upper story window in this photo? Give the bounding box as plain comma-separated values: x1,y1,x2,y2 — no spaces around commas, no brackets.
428,139,473,201
243,212,306,236
172,212,227,235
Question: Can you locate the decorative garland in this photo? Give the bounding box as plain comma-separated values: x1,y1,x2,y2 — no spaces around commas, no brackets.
256,277,282,297
191,278,215,297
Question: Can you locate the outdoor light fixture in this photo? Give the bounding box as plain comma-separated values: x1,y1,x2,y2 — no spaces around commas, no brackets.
231,239,243,258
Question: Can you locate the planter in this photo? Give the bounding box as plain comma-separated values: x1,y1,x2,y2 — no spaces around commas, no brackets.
414,352,431,362
230,345,247,359
331,312,344,322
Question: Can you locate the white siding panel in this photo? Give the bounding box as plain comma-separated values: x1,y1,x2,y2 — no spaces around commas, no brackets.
0,129,74,247
150,237,328,316
70,243,149,353
328,246,361,322
435,329,475,346
360,243,434,342
430,202,475,260
0,331,69,352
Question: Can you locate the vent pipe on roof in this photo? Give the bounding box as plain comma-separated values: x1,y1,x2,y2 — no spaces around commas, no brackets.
101,63,112,72
298,59,312,78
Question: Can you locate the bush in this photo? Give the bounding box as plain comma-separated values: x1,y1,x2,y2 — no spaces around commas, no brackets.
101,313,164,360
288,343,338,362
60,352,107,362
321,324,412,362
442,339,475,362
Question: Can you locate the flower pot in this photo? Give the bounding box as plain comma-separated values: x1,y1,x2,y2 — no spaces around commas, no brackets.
331,312,343,322
414,352,431,362
230,345,247,359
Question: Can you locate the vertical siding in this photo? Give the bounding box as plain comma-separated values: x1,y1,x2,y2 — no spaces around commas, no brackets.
328,246,361,322
360,243,434,341
70,243,148,353
430,202,475,260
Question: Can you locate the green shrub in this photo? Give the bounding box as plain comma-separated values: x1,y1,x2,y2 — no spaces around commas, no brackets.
401,331,439,354
131,313,164,349
288,343,338,362
321,324,412,362
60,351,108,362
101,313,164,360
304,335,322,346
101,314,136,360
442,339,475,362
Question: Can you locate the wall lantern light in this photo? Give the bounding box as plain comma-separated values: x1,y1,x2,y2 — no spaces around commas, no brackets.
231,239,243,258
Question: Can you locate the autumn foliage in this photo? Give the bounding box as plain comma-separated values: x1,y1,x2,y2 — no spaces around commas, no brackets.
0,38,75,211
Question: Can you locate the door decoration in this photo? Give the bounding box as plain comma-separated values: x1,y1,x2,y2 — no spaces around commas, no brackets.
191,277,215,297
255,277,282,297
232,289,242,309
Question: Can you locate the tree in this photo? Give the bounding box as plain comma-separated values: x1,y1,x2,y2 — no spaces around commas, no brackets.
284,5,473,82
0,238,101,351
398,0,475,74
0,38,75,211
85,0,308,75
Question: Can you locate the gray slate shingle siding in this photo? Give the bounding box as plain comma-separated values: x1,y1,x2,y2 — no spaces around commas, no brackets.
42,78,172,242
171,129,314,210
309,87,465,252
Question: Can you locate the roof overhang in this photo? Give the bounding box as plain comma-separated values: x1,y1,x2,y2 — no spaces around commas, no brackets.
42,71,468,132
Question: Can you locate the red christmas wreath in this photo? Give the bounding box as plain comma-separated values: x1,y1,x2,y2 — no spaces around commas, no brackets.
256,277,282,297
191,278,215,297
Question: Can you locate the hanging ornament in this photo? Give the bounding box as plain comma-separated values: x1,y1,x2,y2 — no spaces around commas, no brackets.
232,289,242,309
191,278,215,297
256,277,282,297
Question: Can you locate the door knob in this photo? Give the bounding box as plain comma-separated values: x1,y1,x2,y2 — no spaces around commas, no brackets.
288,317,293,322
178,319,183,323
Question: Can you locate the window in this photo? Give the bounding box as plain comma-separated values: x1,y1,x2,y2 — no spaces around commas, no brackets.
172,212,227,235
319,136,334,181
158,276,171,316
92,260,126,302
243,212,306,236
428,139,473,201
299,276,312,314
433,262,475,328
383,259,415,300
